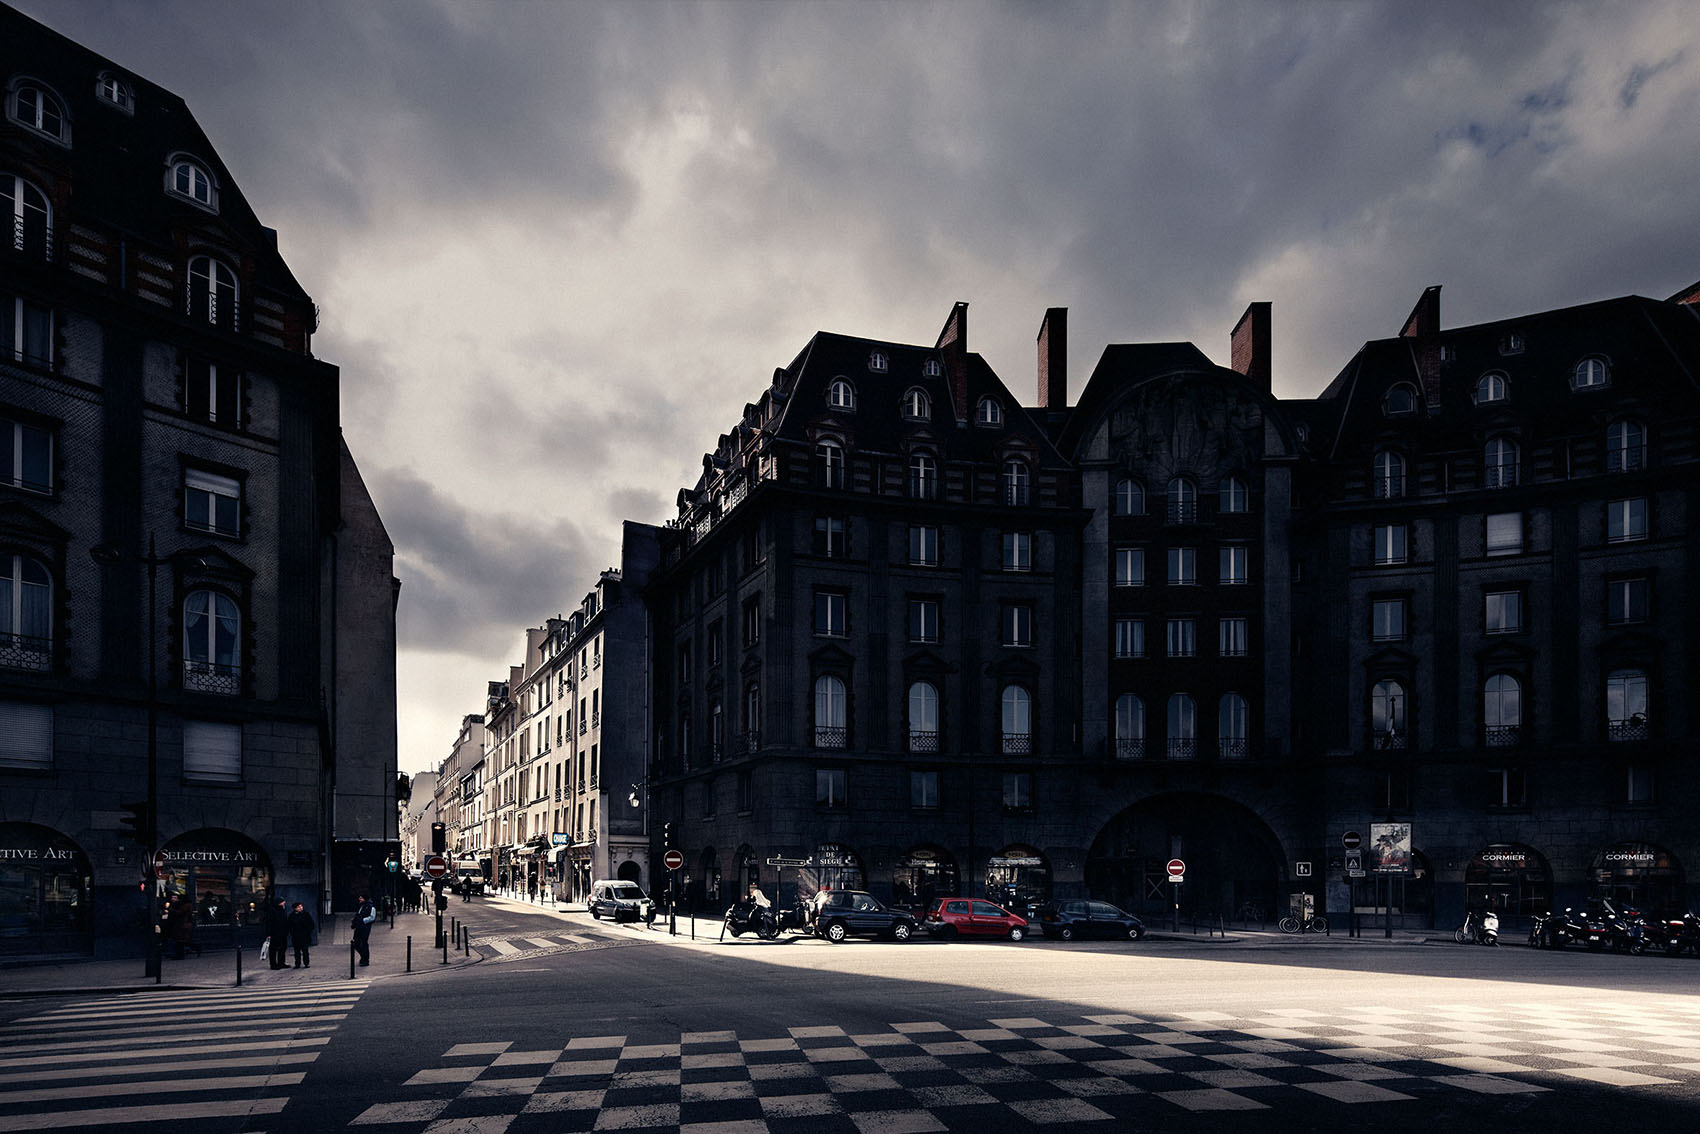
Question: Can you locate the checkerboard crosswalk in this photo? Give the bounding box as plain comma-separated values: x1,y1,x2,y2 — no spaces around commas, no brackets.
348,1000,1700,1131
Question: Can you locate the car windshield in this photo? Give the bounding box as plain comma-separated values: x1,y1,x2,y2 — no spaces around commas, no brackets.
607,884,644,899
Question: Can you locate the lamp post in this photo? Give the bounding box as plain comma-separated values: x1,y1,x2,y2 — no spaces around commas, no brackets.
92,535,167,980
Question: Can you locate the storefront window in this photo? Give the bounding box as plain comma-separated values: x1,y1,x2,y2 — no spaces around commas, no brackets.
1464,843,1550,919
797,842,863,898
158,828,271,932
0,823,92,956
1592,842,1684,915
892,845,958,913
985,844,1051,913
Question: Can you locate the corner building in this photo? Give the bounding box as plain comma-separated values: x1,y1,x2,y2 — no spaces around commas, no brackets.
0,6,397,958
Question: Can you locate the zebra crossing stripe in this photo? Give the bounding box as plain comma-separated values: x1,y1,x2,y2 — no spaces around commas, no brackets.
0,1096,288,1131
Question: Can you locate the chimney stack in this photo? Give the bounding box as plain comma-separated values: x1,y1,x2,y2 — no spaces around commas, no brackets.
935,302,970,424
1036,308,1067,409
1400,286,1442,338
1230,302,1271,392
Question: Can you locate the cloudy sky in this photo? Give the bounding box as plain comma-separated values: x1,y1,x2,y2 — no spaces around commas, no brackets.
23,0,1700,774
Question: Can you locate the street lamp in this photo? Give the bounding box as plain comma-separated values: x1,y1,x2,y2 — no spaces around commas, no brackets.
91,535,169,980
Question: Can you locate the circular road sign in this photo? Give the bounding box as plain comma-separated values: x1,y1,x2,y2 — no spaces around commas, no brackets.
1166,858,1186,879
153,850,168,870
424,855,450,879
663,849,685,871
1343,830,1362,850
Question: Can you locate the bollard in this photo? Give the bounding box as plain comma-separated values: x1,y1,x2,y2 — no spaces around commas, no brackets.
235,942,243,987
451,916,458,941
463,927,470,957
349,941,356,979
441,932,448,965
406,935,412,973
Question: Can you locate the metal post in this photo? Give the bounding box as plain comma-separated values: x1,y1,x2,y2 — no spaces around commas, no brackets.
669,875,677,936
406,935,412,972
441,933,448,965
235,942,242,986
349,941,355,979
1384,874,1393,939
143,538,161,981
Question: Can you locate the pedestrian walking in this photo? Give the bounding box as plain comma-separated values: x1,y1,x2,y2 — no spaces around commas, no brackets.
163,894,200,959
287,901,315,968
351,892,376,966
266,898,290,970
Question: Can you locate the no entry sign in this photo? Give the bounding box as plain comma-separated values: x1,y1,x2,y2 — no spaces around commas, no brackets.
663,849,685,871
1166,858,1186,881
424,855,449,879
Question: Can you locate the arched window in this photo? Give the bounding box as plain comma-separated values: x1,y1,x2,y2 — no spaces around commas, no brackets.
1166,693,1196,759
1484,437,1518,488
1573,357,1609,390
1218,693,1248,759
0,553,52,670
169,157,218,210
709,700,724,760
868,351,888,373
907,681,939,753
95,73,133,112
187,255,238,331
1003,459,1029,506
1166,477,1197,523
909,452,937,499
977,397,1002,426
816,439,844,488
1607,420,1646,473
922,359,942,378
743,682,760,753
1219,476,1249,514
1371,679,1406,749
1114,693,1144,759
1606,669,1648,741
1113,478,1144,516
1383,382,1418,416
1484,674,1521,747
901,388,930,419
1373,450,1405,499
813,675,847,749
3,175,51,259
183,589,240,695
10,84,68,144
827,378,854,410
1000,685,1031,754
1474,372,1508,404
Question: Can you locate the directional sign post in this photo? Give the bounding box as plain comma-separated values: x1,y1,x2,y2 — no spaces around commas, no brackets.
1166,859,1185,932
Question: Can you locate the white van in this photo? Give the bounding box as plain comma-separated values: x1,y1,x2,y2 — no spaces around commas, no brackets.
588,879,655,923
454,859,484,894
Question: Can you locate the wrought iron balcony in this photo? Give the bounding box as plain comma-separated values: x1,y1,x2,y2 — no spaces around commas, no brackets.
908,730,939,754
1483,462,1519,489
1114,738,1145,760
1608,715,1650,742
0,632,52,672
1001,733,1032,755
1218,738,1249,760
741,730,760,754
814,726,847,750
1166,738,1196,760
1484,726,1521,748
1373,475,1405,500
1606,446,1646,473
1166,500,1197,523
183,660,241,695
1373,728,1408,751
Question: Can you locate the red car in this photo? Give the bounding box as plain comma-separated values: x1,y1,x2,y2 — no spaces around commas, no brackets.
925,898,1029,941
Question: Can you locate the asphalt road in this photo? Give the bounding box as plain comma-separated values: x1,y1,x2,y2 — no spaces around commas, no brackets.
4,901,1697,1132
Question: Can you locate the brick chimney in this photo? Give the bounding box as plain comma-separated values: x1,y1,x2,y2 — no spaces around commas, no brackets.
1400,286,1441,338
1667,279,1700,306
935,302,970,424
1230,301,1271,392
1036,308,1067,409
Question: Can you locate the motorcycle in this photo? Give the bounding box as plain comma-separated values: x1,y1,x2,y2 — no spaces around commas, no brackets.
1607,906,1647,955
721,898,779,940
1652,912,1699,957
1455,910,1499,946
1528,911,1557,949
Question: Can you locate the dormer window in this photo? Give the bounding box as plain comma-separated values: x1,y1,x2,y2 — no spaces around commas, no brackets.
1499,333,1524,355
901,388,930,420
922,359,942,378
868,351,888,373
1383,382,1418,417
1474,372,1508,405
826,378,855,411
95,73,133,113
1573,356,1609,391
8,82,69,145
976,397,1003,426
168,156,219,212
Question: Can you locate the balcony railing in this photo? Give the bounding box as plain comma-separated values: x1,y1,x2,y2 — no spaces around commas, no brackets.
1114,738,1145,760
1166,500,1197,524
1484,726,1521,748
1166,738,1196,760
1483,462,1519,489
1218,738,1249,760
1002,733,1032,755
183,660,241,695
814,726,847,750
908,730,939,754
1606,446,1646,473
741,730,760,754
1373,475,1405,500
0,632,52,672
591,711,600,729
1608,715,1650,742
1373,728,1408,751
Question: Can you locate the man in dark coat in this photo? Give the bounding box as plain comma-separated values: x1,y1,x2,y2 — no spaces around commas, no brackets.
266,898,290,970
351,892,376,966
287,901,315,968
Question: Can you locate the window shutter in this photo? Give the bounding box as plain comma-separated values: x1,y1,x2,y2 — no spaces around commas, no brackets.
184,720,241,782
0,702,52,769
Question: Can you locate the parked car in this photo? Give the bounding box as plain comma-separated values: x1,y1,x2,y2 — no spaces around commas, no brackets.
588,879,656,923
810,890,917,942
925,898,1029,941
1036,899,1146,941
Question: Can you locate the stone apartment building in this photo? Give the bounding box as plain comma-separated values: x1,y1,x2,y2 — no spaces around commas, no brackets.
0,5,398,959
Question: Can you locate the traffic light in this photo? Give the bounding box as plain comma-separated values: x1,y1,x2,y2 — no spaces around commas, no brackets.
662,822,675,850
431,822,446,854
118,801,153,846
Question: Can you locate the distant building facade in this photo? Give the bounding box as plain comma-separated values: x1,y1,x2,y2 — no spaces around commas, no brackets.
0,5,398,959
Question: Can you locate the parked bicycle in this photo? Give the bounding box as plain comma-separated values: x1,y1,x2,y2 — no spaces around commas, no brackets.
1278,914,1328,934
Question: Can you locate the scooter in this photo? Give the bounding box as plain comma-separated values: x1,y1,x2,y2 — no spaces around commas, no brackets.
1653,912,1700,957
1528,911,1556,949
720,898,779,940
1480,909,1499,946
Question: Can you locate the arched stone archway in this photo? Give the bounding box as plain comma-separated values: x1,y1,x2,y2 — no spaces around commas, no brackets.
1085,793,1286,919
0,822,93,957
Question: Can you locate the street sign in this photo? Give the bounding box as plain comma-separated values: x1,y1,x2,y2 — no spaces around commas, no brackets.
552,832,570,845
663,849,685,871
1345,848,1365,878
424,855,450,879
1295,861,1312,877
1342,830,1362,850
1166,858,1186,880
766,856,813,867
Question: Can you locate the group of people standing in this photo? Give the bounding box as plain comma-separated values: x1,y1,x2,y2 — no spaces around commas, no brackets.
159,890,380,970
263,898,319,969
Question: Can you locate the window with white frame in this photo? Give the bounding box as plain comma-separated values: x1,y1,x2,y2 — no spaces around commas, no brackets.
867,351,888,373
1220,545,1249,585
168,157,218,211
817,440,844,488
0,553,51,670
1485,512,1522,556
1167,546,1196,585
1001,531,1031,572
1483,674,1521,746
902,387,930,419
1483,437,1519,488
95,73,132,111
1606,420,1646,473
3,294,53,366
1606,498,1647,543
1606,577,1647,626
3,175,51,259
907,597,939,643
813,676,847,749
1485,589,1521,634
187,255,238,331
1383,383,1418,416
183,720,241,782
909,524,939,566
827,378,855,410
1573,357,1609,390
184,469,241,537
1114,617,1144,659
1373,523,1407,566
909,452,937,499
1218,693,1248,758
1166,617,1196,658
1167,693,1196,758
1372,680,1406,747
812,515,846,558
2,415,53,493
1606,669,1648,738
1003,459,1029,505
9,84,68,144
186,359,240,427
1001,603,1032,648
1371,598,1406,642
1373,450,1406,499
1166,477,1197,522
1474,372,1508,404
1114,547,1144,587
1219,476,1249,514
907,682,939,752
183,590,239,694
977,397,1002,426
816,767,847,806
922,358,942,378
1000,685,1032,753
0,701,51,769
1218,616,1248,658
814,590,846,637
1114,478,1144,516
1114,694,1144,758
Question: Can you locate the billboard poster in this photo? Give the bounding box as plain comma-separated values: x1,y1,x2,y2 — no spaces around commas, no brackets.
1369,822,1412,875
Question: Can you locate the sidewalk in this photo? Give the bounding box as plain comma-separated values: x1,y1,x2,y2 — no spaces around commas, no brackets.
0,909,477,997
